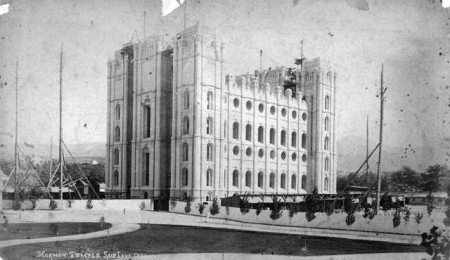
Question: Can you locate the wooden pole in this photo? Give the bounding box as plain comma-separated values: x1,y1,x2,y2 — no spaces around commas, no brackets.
375,64,385,214
14,60,19,195
59,43,64,200
365,115,369,174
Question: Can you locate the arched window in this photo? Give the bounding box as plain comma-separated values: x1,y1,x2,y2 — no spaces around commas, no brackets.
206,169,213,186
144,105,151,138
245,171,251,187
325,95,330,111
301,175,307,190
291,174,296,189
206,143,213,161
206,117,213,135
269,128,275,144
280,130,286,146
182,168,188,186
114,149,119,165
257,172,263,188
301,133,307,148
183,117,189,135
324,116,329,131
207,91,213,110
115,104,120,121
258,126,264,143
324,136,329,151
182,143,189,162
280,173,286,189
142,149,150,186
233,122,239,139
115,126,120,142
324,177,329,191
245,124,252,141
113,171,119,186
325,157,329,171
232,170,239,187
184,91,190,109
269,172,275,188
291,131,297,147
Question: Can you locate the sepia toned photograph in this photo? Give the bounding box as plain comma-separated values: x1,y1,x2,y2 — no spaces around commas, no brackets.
0,0,449,259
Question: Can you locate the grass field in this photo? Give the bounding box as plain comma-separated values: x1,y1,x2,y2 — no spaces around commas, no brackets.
0,224,424,259
0,222,111,241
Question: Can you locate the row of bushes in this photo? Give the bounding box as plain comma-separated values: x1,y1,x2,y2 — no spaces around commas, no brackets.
11,198,95,211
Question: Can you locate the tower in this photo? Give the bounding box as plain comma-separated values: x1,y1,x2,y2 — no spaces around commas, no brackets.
301,58,337,194
170,25,225,201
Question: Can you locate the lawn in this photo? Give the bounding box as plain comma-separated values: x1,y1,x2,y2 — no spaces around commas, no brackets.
0,224,424,259
0,222,111,241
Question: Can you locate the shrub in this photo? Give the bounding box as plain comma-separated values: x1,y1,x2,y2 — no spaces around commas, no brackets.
344,192,355,214
50,223,60,235
345,213,356,226
49,199,58,210
415,211,424,225
12,200,21,211
288,204,296,218
86,199,93,210
426,192,434,216
184,198,192,214
169,199,177,210
239,196,250,215
99,216,105,228
393,209,401,228
226,206,230,217
270,196,282,221
209,197,220,216
380,192,391,211
305,187,319,222
198,203,205,215
255,202,263,217
68,200,73,208
140,202,146,211
325,201,335,216
30,199,37,210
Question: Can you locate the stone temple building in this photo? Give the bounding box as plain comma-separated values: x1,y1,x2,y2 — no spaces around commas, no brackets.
105,25,337,206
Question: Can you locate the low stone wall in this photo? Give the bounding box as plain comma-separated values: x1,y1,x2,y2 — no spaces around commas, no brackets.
1,199,154,211
170,201,446,235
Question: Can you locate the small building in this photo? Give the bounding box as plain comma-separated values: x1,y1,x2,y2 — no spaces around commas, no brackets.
404,191,448,206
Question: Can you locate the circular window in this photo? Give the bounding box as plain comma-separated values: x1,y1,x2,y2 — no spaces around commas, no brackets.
281,152,286,160
281,108,286,117
270,150,276,159
258,103,264,113
233,98,240,108
292,110,297,119
246,101,252,110
270,106,276,115
246,147,252,156
292,152,297,161
258,149,264,158
233,146,240,155
302,154,307,162
302,112,307,121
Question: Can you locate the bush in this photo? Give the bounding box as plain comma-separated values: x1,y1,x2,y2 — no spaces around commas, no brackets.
86,199,93,210
31,199,37,210
99,216,105,228
426,192,434,215
345,213,356,226
270,196,282,221
393,209,401,228
239,197,250,215
415,212,424,225
209,197,220,216
255,202,263,217
325,201,335,216
68,200,73,208
49,199,58,210
140,202,146,211
198,203,205,215
169,199,177,210
305,187,319,222
184,198,192,214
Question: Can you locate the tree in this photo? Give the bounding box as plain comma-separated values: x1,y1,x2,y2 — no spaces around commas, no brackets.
420,165,443,193
169,198,177,211
403,207,411,236
184,197,192,214
255,202,263,222
288,204,296,225
415,212,424,226
270,196,282,221
140,202,146,211
305,187,319,222
198,203,205,215
49,199,58,210
390,166,420,192
426,192,435,216
209,197,220,216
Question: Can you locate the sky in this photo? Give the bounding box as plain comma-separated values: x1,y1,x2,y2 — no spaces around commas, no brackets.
0,0,449,168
